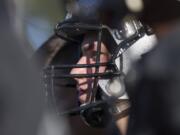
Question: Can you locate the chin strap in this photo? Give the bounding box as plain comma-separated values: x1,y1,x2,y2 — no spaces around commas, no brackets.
79,98,130,128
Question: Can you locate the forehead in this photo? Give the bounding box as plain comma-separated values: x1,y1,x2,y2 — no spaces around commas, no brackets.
81,32,98,46
81,34,109,53
80,29,117,54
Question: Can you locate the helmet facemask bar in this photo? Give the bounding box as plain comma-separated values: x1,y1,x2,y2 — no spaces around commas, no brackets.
87,27,102,104
45,22,122,80
43,20,146,116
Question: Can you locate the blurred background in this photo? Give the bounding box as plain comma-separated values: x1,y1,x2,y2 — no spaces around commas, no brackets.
0,0,69,135
11,0,66,57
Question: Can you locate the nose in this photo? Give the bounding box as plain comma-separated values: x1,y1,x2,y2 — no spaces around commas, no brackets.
70,56,94,83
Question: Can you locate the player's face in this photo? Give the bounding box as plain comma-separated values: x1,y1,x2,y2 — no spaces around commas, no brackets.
70,35,110,103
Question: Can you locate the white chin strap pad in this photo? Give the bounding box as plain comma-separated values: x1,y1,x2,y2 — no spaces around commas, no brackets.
98,78,129,100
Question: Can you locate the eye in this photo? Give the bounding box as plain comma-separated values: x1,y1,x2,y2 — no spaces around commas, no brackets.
83,50,97,60
89,51,110,62
82,43,94,53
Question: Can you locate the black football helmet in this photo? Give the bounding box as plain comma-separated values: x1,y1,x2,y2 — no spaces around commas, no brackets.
43,0,153,128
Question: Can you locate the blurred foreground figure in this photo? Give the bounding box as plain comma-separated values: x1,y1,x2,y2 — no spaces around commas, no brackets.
125,0,180,135
0,1,43,135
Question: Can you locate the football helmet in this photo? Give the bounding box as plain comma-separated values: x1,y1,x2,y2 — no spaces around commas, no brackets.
43,0,153,128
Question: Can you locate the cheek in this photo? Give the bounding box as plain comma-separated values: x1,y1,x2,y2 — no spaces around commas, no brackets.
90,54,109,73
70,56,87,75
70,54,109,76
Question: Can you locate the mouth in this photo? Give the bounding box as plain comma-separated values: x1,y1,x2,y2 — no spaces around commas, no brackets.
76,85,89,103
78,88,87,96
